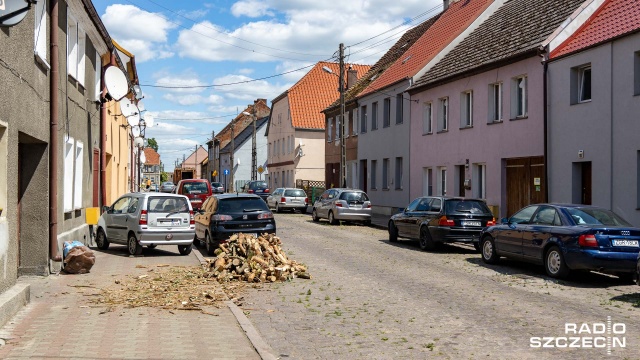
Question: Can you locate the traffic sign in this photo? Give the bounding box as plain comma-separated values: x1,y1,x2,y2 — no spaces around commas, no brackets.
257,165,264,174
212,170,218,177
223,169,229,175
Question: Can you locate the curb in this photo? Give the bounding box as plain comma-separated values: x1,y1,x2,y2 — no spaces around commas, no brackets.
194,246,278,360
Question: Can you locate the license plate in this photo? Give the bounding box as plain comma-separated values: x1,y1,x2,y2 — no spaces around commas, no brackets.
612,239,639,247
291,200,300,203
462,221,481,227
350,205,362,209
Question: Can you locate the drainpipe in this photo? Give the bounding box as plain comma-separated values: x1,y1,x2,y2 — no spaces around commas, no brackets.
49,0,62,262
100,54,115,207
542,55,549,203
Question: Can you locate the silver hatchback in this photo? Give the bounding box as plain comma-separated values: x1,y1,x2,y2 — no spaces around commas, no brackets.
311,188,372,225
266,188,309,213
97,192,196,256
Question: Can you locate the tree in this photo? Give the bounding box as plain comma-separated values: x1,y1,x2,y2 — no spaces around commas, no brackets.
147,138,158,152
161,171,168,183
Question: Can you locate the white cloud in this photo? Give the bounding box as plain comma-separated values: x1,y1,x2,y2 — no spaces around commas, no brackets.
212,74,290,102
237,68,254,75
162,93,225,106
231,0,274,18
102,4,177,62
154,74,208,94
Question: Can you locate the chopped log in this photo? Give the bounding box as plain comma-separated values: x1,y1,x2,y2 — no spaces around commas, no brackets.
297,272,311,279
214,258,226,272
268,276,277,282
232,258,241,267
247,272,256,282
259,273,267,282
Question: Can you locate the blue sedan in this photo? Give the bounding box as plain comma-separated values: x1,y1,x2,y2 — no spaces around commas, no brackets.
479,204,640,280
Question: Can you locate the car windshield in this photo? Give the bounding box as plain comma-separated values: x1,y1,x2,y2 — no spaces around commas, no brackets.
566,208,631,226
284,189,306,197
445,200,492,215
212,182,222,187
339,191,369,202
183,182,208,194
218,198,269,213
162,182,173,186
250,181,268,190
147,197,189,213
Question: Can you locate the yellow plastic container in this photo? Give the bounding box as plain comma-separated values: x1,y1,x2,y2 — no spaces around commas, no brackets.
85,207,100,225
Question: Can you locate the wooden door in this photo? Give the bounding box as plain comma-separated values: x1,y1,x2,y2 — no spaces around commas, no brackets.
581,162,592,205
506,156,545,217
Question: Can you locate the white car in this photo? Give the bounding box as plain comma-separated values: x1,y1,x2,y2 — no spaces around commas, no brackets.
97,192,195,255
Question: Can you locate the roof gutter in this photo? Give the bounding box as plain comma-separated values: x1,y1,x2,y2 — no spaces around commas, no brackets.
49,0,62,262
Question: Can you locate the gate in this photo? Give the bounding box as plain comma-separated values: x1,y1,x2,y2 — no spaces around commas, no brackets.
296,179,326,203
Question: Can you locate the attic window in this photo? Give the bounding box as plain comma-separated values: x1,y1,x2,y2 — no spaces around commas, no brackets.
370,74,378,81
402,55,412,64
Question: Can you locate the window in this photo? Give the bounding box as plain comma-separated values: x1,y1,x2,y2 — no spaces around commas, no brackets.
335,116,340,141
34,0,47,65
422,167,433,196
572,65,591,104
94,52,101,101
64,137,74,212
360,105,367,133
438,167,447,196
532,207,561,226
67,14,86,85
474,163,486,199
351,109,357,136
276,139,279,156
396,94,403,124
488,82,502,122
281,138,284,154
510,205,539,224
438,97,448,131
511,75,528,118
383,98,391,128
461,90,473,127
395,157,403,190
345,113,350,138
372,102,378,130
382,158,389,189
635,52,640,95
371,160,377,189
422,102,432,134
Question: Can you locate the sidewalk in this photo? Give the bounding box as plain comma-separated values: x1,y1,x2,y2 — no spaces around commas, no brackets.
0,245,264,360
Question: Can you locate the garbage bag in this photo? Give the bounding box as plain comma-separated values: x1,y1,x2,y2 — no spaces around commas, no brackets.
63,240,85,258
63,246,96,274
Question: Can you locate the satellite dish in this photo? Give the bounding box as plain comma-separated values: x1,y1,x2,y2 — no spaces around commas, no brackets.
132,126,140,137
133,85,143,100
144,114,154,128
104,66,129,101
140,152,147,163
134,136,144,147
119,97,137,117
126,112,140,127
0,0,33,27
137,101,146,113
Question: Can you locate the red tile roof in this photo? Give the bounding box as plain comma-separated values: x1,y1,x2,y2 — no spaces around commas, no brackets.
361,0,494,96
143,147,160,165
288,61,370,129
552,0,640,58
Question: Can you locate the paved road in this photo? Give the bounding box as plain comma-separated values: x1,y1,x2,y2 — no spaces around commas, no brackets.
241,213,640,359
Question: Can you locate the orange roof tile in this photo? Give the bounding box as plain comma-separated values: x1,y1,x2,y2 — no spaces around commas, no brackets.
551,0,640,58
361,0,494,96
143,147,160,165
288,61,370,129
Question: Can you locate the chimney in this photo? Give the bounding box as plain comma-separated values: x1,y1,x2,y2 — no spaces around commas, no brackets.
443,0,450,10
347,65,358,90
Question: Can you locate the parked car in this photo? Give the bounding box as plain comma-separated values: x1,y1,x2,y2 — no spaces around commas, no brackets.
149,184,159,192
96,193,195,256
389,197,495,251
266,188,308,213
479,204,640,280
160,181,175,193
211,182,225,194
175,179,212,210
194,193,276,255
312,188,371,225
244,180,270,201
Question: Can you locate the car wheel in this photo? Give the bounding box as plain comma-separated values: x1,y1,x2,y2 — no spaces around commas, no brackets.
127,233,143,256
328,211,339,225
545,246,570,279
192,234,201,247
419,226,436,251
178,244,192,255
96,228,110,250
275,203,281,213
481,236,499,264
388,221,398,242
312,209,319,222
147,244,157,249
206,232,216,256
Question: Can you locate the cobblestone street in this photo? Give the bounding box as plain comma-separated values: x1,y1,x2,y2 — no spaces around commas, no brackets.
242,213,640,360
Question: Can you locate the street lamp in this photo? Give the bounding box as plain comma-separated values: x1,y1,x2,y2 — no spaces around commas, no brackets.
242,110,257,181
322,44,346,188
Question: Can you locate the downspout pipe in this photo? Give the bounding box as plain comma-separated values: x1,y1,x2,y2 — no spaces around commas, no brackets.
100,54,115,208
49,0,62,262
542,51,549,203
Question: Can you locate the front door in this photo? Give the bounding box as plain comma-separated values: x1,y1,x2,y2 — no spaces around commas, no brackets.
506,157,545,217
581,162,592,205
109,197,131,242
496,205,539,256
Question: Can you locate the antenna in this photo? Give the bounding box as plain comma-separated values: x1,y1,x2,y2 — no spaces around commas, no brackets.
137,100,146,113
133,85,143,100
0,0,34,27
119,97,137,117
127,112,140,128
104,66,129,101
132,126,140,138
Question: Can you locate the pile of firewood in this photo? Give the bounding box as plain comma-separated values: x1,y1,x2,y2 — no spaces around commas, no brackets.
204,233,311,283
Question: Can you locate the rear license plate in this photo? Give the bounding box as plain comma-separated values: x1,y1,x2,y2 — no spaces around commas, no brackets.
612,239,639,247
462,221,482,227
350,205,362,209
291,200,300,203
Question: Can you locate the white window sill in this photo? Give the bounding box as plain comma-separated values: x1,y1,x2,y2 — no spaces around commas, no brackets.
34,52,50,70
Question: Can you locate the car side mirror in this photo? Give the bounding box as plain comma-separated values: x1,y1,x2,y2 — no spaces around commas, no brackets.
102,205,110,214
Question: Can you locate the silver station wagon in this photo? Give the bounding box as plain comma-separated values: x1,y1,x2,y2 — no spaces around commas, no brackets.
96,192,196,256
312,188,372,225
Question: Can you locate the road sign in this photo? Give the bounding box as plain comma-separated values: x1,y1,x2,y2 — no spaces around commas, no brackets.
223,169,229,175
257,165,264,174
213,170,218,177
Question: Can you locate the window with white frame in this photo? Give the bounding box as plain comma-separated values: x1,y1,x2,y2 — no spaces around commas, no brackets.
371,160,377,189
461,90,473,127
422,102,432,134
474,163,486,199
34,0,47,64
360,105,367,133
438,167,447,196
382,158,390,189
439,97,448,131
327,117,332,142
422,167,433,196
488,82,502,122
74,141,84,209
281,137,284,154
395,157,403,190
64,137,74,212
372,102,378,130
572,64,591,103
396,93,403,124
67,13,86,85
511,75,528,118
335,116,340,141
383,98,391,128
94,52,101,101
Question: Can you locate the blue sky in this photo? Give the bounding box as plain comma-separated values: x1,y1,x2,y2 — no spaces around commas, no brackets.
91,0,443,169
